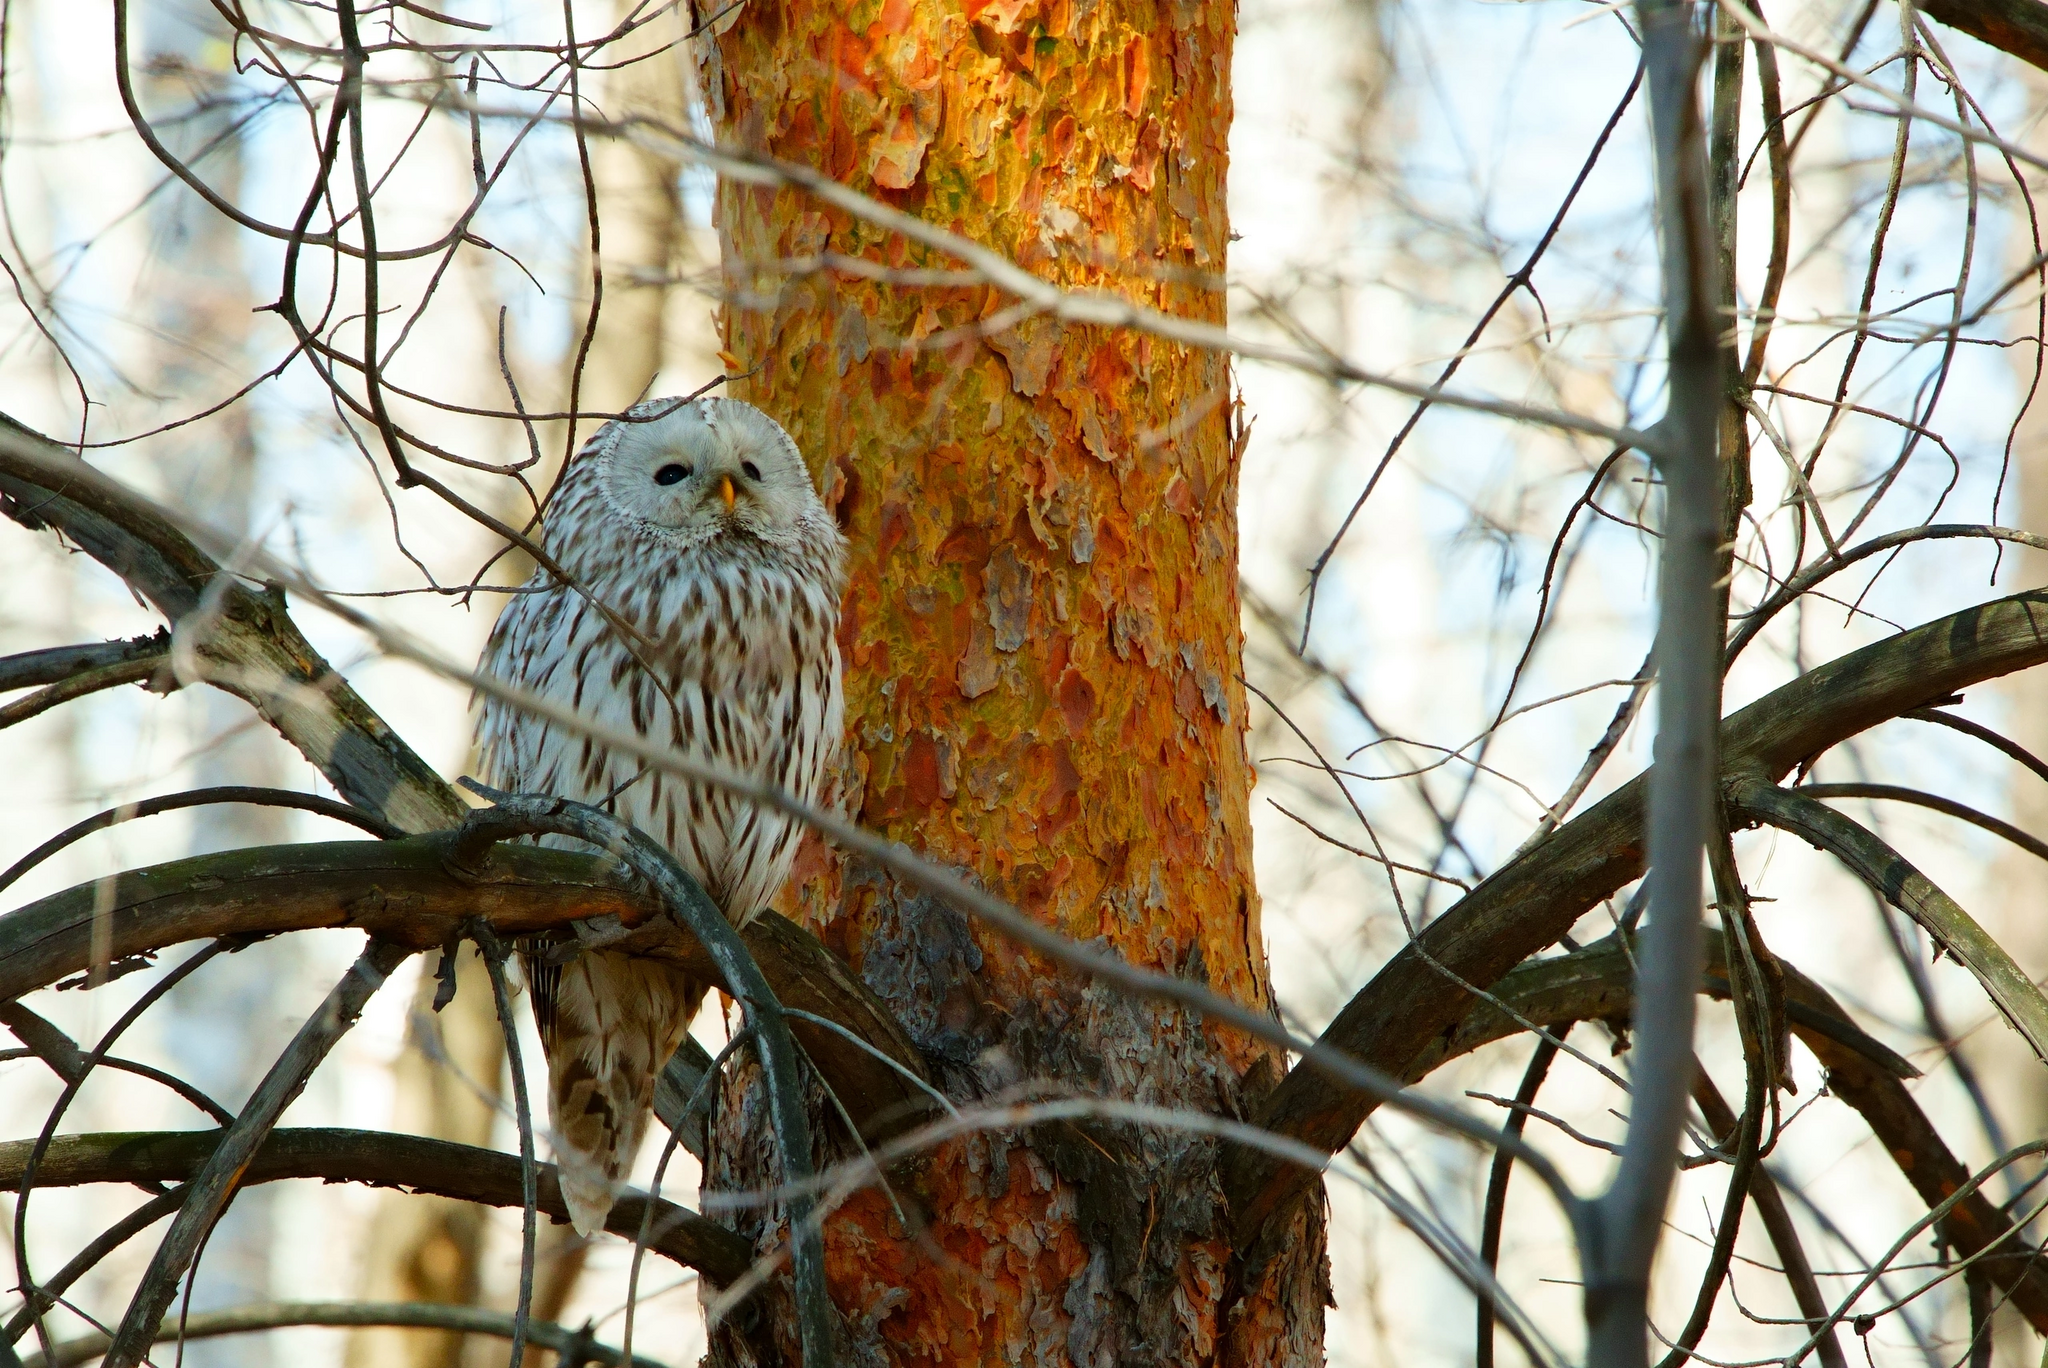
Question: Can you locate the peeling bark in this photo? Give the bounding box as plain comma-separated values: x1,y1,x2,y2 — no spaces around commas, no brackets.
696,0,1312,1361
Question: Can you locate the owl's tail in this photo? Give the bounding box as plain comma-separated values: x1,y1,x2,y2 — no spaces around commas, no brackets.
537,951,708,1237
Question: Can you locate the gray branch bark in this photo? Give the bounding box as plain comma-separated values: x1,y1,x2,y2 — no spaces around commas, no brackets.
0,1128,751,1283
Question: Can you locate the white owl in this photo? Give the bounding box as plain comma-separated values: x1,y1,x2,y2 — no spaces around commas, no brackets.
475,396,846,1235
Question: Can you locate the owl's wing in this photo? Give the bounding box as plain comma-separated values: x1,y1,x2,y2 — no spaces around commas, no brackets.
473,580,582,1051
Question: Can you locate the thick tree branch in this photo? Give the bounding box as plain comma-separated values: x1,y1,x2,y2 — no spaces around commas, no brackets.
0,1128,751,1284
1227,586,2048,1255
1404,927,1917,1083
1918,0,2048,73
0,415,464,835
0,834,933,1145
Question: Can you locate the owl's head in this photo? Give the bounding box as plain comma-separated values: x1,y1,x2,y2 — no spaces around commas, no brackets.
585,396,835,555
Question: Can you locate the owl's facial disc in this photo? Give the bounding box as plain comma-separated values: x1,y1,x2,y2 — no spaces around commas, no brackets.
597,397,823,549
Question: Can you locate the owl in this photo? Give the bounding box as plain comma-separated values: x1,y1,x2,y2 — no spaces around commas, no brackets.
475,396,846,1236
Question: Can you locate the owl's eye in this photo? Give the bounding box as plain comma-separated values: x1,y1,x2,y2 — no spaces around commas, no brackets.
653,463,690,486
741,460,762,481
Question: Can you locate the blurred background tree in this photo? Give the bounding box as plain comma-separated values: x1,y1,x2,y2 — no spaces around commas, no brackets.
3,0,2048,1365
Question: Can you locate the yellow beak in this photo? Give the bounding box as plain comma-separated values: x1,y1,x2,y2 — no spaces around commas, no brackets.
717,473,737,511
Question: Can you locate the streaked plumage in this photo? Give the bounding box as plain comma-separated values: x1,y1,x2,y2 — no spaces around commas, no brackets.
475,396,845,1235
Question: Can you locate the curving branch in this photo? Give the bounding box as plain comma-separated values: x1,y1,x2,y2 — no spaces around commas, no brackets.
0,786,403,896
1404,926,1918,1084
1731,776,2048,1062
1789,780,2048,866
103,939,410,1368
24,1301,671,1368
1916,0,2048,73
0,1001,229,1122
1418,930,2048,1332
1901,706,2048,789
0,834,933,1145
0,415,465,835
448,793,836,1368
1227,586,2048,1256
4,1187,187,1346
1688,1072,1846,1368
0,1128,752,1285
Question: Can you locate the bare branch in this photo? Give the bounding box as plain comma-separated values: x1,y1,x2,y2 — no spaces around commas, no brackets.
0,835,933,1146
102,939,411,1368
0,1128,751,1284
1591,5,1725,1359
1729,777,2048,1061
1690,1071,1847,1368
24,1301,670,1368
0,632,167,694
1791,780,2048,866
0,786,403,898
1227,586,2048,1257
1412,929,2048,1333
0,415,465,835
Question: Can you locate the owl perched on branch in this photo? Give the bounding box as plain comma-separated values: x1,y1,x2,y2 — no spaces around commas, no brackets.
475,396,846,1235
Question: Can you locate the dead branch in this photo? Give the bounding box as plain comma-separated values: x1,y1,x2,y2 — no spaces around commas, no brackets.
0,632,166,695
1405,927,1915,1083
0,1002,228,1123
1789,780,2048,866
1731,776,2048,1060
0,1128,750,1284
0,414,464,835
102,939,410,1368
1412,929,2048,1332
1227,586,2048,1259
0,835,932,1145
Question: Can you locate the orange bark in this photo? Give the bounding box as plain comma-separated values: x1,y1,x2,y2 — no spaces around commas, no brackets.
701,0,1325,1361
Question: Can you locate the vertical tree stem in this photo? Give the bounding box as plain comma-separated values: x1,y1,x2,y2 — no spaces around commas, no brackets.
474,927,537,1368
1477,1034,1564,1368
1593,5,1726,1366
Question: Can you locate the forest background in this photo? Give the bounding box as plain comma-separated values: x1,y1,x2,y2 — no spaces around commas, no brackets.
4,0,2048,1365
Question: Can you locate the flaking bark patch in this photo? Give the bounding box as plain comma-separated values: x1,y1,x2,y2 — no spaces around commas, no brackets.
705,0,1310,1354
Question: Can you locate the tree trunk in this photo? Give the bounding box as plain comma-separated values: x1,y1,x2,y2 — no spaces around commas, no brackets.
697,1,1327,1362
